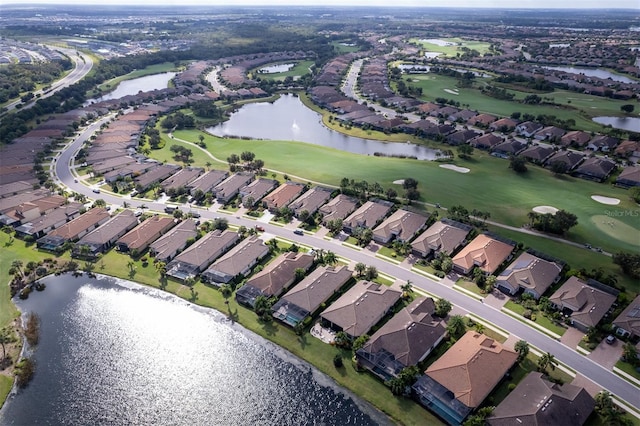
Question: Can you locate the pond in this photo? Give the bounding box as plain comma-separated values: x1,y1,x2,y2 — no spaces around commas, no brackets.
93,72,177,102
0,274,389,425
207,94,442,160
258,63,295,74
542,66,637,84
593,116,640,133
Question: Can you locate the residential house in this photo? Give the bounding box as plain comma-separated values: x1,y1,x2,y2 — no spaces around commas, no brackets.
467,113,497,128
235,252,315,307
14,202,83,239
614,140,640,158
160,167,204,192
446,130,481,146
36,208,111,252
372,209,428,244
212,172,254,204
187,169,229,196
488,372,594,426
616,166,640,188
239,178,279,208
200,236,269,285
561,130,591,148
115,215,176,254
491,140,526,159
495,252,562,299
72,210,138,258
489,118,519,133
319,194,358,225
411,219,471,259
288,186,333,217
573,157,617,182
587,135,619,152
262,181,306,212
148,218,198,262
3,194,68,227
534,126,566,142
272,265,353,327
549,277,618,331
520,145,555,165
413,331,518,426
165,229,239,281
545,150,584,172
319,280,402,339
516,121,544,138
343,199,394,234
356,297,446,380
613,294,640,339
469,133,502,150
134,164,181,192
452,234,515,275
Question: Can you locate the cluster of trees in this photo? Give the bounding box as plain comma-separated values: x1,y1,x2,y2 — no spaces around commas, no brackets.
169,144,193,164
481,85,515,101
190,100,222,119
226,151,265,173
494,74,554,92
161,111,195,130
145,127,162,149
0,59,72,104
612,252,640,279
527,210,578,235
339,177,390,200
447,205,490,227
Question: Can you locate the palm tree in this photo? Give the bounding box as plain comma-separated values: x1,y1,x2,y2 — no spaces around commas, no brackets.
401,280,413,299
11,260,23,277
220,284,232,305
435,298,452,318
0,327,11,362
446,315,466,340
127,260,135,272
323,251,337,266
205,161,212,170
537,352,558,373
155,261,167,278
474,322,485,334
514,340,530,362
354,262,367,278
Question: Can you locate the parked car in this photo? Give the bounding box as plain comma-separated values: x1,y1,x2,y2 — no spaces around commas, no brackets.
606,335,616,345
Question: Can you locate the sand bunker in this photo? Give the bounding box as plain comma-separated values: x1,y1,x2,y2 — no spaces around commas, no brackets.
444,89,459,95
591,195,620,205
392,179,405,185
532,206,559,215
439,164,470,173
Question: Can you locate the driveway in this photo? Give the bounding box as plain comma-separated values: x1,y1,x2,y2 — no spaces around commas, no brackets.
561,327,585,349
588,338,623,370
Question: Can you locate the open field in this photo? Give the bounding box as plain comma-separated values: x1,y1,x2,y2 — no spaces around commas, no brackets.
165,129,640,256
409,37,493,57
403,73,632,132
331,41,360,54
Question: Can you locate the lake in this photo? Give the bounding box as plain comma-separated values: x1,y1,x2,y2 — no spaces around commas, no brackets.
542,66,637,84
593,116,640,133
0,274,389,426
259,63,295,73
207,94,442,160
94,72,177,102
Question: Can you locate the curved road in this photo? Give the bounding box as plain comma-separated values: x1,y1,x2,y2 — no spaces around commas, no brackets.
55,119,640,412
1,46,93,116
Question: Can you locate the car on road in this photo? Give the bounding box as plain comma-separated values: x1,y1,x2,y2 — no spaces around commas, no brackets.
293,229,304,235
92,188,100,194
255,225,265,232
74,178,78,183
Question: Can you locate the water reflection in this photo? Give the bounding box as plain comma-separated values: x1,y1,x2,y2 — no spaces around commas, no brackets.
0,274,388,426
208,94,442,160
92,72,177,102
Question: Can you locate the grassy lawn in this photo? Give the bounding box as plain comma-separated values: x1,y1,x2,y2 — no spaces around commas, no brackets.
409,37,493,57
376,246,405,261
164,128,638,258
615,360,640,381
331,41,360,54
504,300,567,337
402,73,630,132
0,375,13,407
455,278,485,296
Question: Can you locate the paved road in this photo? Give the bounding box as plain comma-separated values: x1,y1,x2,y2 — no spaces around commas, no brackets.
54,119,640,411
2,46,93,116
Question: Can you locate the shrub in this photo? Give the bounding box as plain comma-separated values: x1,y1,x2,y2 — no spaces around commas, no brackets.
333,354,343,368
523,309,533,319
15,357,35,388
508,383,516,392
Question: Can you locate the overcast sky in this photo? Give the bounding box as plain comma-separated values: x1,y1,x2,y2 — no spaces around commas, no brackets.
2,0,639,8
